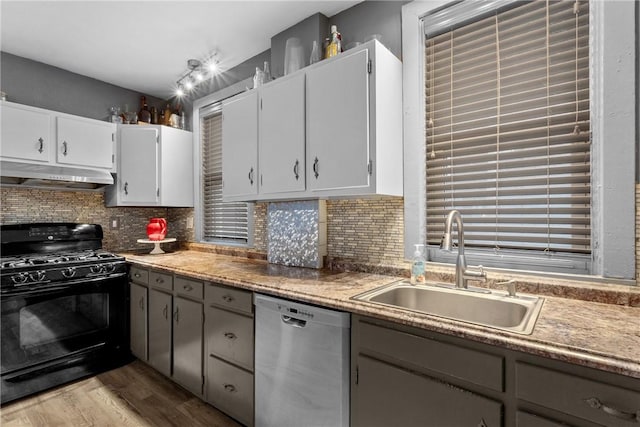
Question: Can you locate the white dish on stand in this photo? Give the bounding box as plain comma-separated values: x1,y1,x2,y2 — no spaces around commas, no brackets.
137,238,177,254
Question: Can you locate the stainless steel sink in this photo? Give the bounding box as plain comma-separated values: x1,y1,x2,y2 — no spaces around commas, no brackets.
352,281,544,335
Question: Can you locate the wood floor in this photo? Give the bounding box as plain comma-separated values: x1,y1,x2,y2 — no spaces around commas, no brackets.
0,361,243,427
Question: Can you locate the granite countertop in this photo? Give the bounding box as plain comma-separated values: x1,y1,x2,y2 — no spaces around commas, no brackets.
122,250,640,379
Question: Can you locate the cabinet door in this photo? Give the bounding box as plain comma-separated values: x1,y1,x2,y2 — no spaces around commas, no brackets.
56,116,115,169
129,283,148,361
222,91,258,199
148,288,172,377
0,103,50,162
158,126,194,207
307,49,370,192
173,296,203,395
206,306,254,371
259,74,306,194
354,356,502,427
119,126,158,204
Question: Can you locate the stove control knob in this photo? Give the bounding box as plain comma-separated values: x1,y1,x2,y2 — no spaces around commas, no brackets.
90,265,104,274
29,270,46,282
103,263,116,273
11,272,29,284
61,267,77,278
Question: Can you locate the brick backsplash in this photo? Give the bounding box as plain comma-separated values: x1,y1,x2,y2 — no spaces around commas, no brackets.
0,187,194,252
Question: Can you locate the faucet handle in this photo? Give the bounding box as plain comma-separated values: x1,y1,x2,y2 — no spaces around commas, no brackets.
497,279,516,297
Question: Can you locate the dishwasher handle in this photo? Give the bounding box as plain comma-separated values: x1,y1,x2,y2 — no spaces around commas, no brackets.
282,315,307,328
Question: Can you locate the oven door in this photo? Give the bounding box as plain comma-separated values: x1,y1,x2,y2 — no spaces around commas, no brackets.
1,273,131,403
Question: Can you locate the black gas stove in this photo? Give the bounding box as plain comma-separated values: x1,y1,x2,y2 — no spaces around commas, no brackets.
1,223,126,292
0,223,131,404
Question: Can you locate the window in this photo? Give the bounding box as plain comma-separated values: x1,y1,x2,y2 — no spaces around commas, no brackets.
200,104,252,244
402,0,636,279
425,1,590,259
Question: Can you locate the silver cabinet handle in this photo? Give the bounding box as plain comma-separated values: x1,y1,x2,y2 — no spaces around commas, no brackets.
223,383,236,393
313,157,319,179
38,137,44,153
584,397,640,423
163,304,168,319
133,272,141,278
222,294,234,303
139,297,144,310
183,284,193,291
173,306,179,323
155,277,164,284
248,167,254,185
124,182,129,195
293,159,300,180
62,141,68,156
223,332,237,340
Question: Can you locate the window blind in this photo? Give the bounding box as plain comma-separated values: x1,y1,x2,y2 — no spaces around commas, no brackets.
201,109,250,243
425,0,590,254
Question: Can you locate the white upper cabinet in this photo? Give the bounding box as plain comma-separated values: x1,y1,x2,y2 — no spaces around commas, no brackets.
306,49,370,192
221,39,402,202
222,91,259,199
56,116,115,169
0,101,115,170
105,124,193,207
259,72,306,195
0,103,51,162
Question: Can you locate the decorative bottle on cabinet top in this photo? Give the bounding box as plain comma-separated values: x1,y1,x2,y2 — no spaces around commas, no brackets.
138,96,151,123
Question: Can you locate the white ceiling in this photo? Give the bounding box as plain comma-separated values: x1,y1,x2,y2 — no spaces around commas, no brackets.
1,1,360,99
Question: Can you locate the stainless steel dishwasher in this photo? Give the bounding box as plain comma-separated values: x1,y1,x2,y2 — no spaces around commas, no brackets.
254,293,350,427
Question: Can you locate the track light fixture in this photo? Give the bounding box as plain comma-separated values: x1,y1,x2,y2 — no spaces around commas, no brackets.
175,55,220,97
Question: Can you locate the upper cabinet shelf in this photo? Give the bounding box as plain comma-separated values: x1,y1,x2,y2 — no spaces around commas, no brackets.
221,40,403,202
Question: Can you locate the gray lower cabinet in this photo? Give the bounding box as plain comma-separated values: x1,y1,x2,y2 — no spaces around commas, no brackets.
352,316,503,427
129,281,148,361
173,296,204,395
204,283,254,427
148,287,172,377
353,315,640,427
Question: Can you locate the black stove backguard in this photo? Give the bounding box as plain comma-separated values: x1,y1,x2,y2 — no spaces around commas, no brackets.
0,223,132,405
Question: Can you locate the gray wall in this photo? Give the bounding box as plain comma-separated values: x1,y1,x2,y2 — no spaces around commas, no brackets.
0,1,406,120
0,51,164,121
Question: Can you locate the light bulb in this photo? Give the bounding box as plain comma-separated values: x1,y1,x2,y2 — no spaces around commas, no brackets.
207,61,219,74
185,79,194,90
194,71,204,82
176,86,185,97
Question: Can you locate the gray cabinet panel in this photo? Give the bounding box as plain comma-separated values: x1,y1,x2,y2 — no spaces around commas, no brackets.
517,411,574,427
207,306,253,372
207,356,254,427
355,355,503,427
516,362,640,427
173,296,203,395
148,288,172,377
129,282,147,361
205,283,253,314
359,320,504,391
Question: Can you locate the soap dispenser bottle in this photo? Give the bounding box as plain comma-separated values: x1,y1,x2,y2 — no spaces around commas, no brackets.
410,244,426,284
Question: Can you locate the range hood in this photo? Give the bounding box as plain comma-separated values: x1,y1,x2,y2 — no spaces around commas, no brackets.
0,160,114,191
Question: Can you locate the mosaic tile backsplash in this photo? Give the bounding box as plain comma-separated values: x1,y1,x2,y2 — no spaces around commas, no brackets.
267,200,326,268
0,187,194,252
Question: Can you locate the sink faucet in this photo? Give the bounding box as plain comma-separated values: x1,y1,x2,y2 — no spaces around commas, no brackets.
440,210,486,289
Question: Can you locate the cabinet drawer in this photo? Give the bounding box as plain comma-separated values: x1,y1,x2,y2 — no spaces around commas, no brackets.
130,266,149,285
516,362,640,427
149,271,173,291
207,307,254,371
358,320,504,392
207,356,254,427
175,276,203,300
516,411,568,427
205,283,252,314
